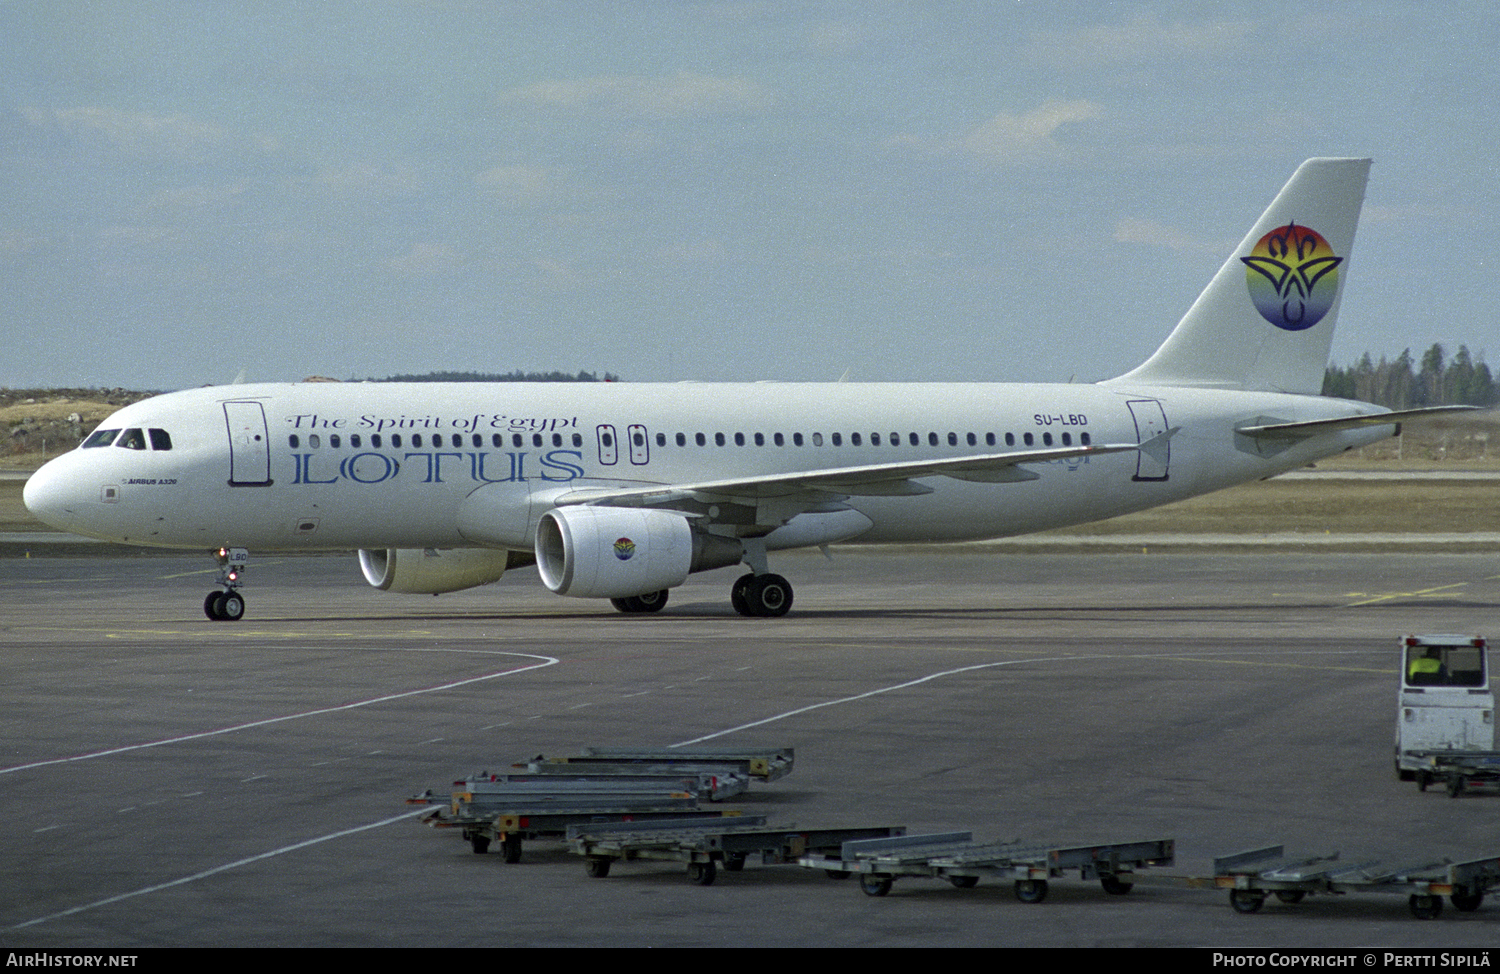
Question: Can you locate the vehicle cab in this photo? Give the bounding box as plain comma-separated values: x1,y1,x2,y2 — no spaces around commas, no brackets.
1395,634,1493,778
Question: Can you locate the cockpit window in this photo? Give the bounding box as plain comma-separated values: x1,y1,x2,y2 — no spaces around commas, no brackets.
117,428,147,450
82,429,121,448
148,428,173,451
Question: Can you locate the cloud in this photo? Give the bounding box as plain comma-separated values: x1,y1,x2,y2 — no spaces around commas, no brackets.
497,71,774,120
1113,217,1226,256
1026,11,1255,66
22,106,242,161
939,100,1102,164
474,164,556,206
386,241,464,277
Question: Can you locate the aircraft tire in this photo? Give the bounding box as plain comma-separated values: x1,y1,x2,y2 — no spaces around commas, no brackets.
730,573,753,615
741,574,793,617
204,591,225,620
219,591,245,621
611,590,671,613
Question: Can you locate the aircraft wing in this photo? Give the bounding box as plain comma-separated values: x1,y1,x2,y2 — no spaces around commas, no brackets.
553,441,1139,511
1238,405,1481,440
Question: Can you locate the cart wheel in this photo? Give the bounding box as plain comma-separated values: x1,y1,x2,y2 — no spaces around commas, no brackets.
1274,890,1306,904
724,852,746,873
1100,875,1134,896
860,874,893,897
1229,889,1266,914
1014,879,1048,904
947,875,979,889
585,857,611,879
501,834,522,864
1447,775,1464,798
469,835,491,855
1450,888,1484,912
687,860,717,886
1416,770,1430,792
1409,894,1443,920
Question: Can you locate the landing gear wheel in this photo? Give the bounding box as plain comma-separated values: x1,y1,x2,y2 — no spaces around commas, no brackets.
1451,888,1484,912
1409,894,1443,920
734,573,793,617
947,875,979,889
204,591,226,620
687,860,717,886
860,874,893,897
610,590,670,613
585,857,612,878
730,574,753,615
218,591,245,621
1100,875,1134,895
1229,889,1266,914
1014,879,1048,904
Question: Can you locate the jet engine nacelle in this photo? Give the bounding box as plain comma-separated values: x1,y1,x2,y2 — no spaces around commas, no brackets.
536,506,698,599
358,547,515,595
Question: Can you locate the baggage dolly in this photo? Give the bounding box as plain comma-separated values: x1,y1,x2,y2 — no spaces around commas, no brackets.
566,816,906,885
1214,845,1500,919
806,832,1175,902
1409,750,1500,797
555,745,795,783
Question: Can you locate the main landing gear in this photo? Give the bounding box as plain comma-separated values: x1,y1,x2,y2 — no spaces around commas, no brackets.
204,546,248,621
731,572,793,617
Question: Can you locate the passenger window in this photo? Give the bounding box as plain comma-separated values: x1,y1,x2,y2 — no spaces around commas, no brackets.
373,434,383,448
714,432,725,446
573,433,583,447
492,433,504,447
117,428,147,450
830,432,841,446
695,433,706,446
392,434,402,448
850,432,861,446
676,433,686,447
1005,433,1015,446
947,432,958,446
513,434,524,448
83,429,120,448
1062,432,1072,446
986,433,996,447
533,433,544,447
793,433,804,446
289,434,301,449
330,434,341,449
928,432,939,447
733,432,744,446
656,433,666,447
1081,432,1091,446
812,433,823,447
774,433,785,446
1043,432,1053,446
871,433,881,446
352,434,363,448
1023,433,1034,446
473,434,482,447
966,433,976,447
754,432,765,446
908,433,919,446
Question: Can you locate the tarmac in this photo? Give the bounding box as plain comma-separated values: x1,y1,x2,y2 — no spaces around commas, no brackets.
2,547,1498,948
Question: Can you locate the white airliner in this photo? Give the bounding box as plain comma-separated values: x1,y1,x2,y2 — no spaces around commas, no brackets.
23,158,1458,620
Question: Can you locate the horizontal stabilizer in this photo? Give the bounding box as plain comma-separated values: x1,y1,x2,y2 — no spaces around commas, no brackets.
1238,405,1482,440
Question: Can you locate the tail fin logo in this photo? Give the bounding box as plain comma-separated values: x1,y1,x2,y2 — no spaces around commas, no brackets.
1241,223,1343,331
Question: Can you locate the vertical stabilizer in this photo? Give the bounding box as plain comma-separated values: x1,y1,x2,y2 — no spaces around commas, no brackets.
1108,158,1371,394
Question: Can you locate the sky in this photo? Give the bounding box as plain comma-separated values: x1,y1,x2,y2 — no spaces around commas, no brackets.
2,1,1497,391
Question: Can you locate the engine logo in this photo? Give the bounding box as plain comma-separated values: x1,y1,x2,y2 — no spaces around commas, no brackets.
613,537,636,560
1241,222,1343,332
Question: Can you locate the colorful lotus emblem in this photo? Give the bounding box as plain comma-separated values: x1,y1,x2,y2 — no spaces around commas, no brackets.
613,537,636,560
1241,223,1342,332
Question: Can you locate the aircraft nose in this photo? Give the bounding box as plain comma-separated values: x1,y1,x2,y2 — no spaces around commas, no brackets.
23,456,90,532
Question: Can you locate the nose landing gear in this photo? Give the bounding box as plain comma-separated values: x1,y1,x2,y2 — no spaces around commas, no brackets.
204,546,248,621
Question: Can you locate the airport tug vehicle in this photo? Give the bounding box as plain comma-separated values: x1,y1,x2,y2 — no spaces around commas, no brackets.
1395,634,1498,795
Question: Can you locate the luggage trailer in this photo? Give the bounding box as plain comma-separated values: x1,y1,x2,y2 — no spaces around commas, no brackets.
1214,845,1500,920
803,832,1176,902
566,816,908,886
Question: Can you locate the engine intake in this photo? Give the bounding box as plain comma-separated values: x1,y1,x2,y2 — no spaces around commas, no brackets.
536,507,701,599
